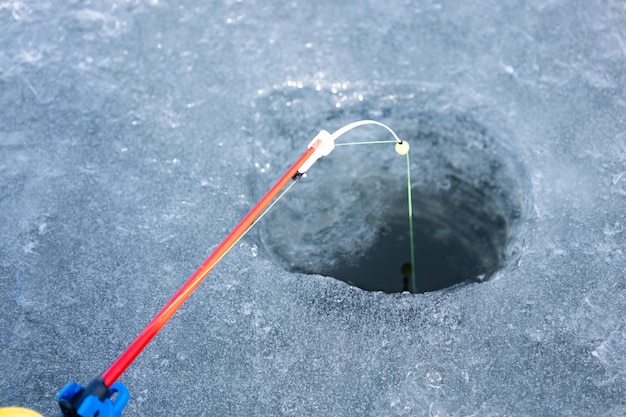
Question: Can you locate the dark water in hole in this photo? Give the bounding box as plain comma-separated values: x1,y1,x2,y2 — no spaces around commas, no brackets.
328,218,485,293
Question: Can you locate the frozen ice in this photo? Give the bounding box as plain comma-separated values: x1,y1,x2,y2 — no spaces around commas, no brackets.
1,1,625,416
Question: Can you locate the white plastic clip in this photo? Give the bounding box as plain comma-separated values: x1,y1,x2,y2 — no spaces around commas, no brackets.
298,130,335,174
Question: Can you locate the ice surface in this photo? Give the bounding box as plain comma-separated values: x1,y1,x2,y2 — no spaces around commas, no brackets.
1,0,625,416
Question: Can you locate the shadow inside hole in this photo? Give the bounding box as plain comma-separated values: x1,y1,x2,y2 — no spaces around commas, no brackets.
319,214,494,294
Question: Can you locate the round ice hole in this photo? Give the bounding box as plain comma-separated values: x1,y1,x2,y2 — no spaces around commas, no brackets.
254,94,530,293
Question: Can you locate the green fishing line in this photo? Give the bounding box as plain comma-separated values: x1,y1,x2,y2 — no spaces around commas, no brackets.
335,140,399,146
336,138,417,293
405,151,416,293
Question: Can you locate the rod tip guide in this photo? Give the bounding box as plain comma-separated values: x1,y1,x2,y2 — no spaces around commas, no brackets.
395,140,410,155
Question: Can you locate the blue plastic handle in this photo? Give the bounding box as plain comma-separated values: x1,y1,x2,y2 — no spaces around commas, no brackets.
57,379,130,417
109,382,129,416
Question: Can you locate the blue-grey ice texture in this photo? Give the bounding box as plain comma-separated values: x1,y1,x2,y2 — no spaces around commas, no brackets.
1,1,625,416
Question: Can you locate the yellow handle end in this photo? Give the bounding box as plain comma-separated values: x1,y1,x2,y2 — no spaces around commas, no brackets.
0,408,45,417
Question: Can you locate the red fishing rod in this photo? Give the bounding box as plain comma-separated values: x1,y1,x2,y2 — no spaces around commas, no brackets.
54,130,337,417
45,121,406,417
101,145,316,388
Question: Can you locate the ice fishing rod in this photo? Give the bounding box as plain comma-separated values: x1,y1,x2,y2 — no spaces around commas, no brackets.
1,121,411,417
